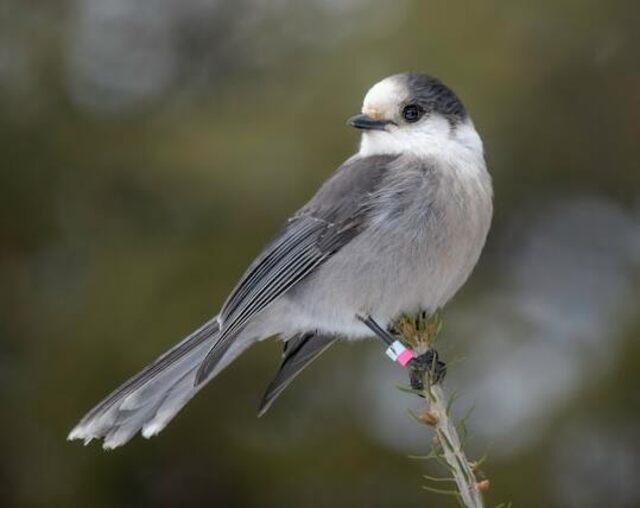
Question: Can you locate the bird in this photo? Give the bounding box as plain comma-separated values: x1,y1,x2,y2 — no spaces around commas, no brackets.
68,72,493,449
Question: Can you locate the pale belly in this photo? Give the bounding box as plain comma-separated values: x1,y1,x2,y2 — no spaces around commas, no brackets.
271,198,490,338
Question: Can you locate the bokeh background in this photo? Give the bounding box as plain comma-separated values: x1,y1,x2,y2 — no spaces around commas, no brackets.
1,1,639,507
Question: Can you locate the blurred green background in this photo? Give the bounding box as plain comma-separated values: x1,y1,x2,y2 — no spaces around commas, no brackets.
1,1,639,507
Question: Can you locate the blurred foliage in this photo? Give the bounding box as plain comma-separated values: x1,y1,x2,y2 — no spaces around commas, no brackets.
0,1,639,507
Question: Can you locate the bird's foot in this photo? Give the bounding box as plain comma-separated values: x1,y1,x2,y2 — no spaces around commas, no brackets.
409,349,446,391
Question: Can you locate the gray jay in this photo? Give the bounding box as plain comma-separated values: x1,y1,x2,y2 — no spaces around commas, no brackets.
68,72,493,449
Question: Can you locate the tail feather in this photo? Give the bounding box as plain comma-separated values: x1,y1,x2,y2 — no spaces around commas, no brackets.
258,332,337,417
140,369,205,438
68,316,251,449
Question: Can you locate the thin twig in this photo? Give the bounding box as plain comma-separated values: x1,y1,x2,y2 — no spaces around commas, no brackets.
423,382,484,508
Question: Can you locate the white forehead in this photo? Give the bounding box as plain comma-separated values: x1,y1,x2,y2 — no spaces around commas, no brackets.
361,76,407,119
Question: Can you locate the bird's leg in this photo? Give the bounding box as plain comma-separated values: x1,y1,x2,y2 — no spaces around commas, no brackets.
356,314,398,347
357,314,446,391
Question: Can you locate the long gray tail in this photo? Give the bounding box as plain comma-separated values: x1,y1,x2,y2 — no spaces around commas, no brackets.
68,316,246,449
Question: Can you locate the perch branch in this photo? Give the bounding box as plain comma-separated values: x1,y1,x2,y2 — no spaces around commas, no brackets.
394,314,486,508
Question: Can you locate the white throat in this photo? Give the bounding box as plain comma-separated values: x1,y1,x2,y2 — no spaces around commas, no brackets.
358,117,486,178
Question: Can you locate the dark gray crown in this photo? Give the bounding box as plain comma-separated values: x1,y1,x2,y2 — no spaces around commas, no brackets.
402,72,467,123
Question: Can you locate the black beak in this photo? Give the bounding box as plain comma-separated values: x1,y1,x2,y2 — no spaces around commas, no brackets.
347,114,392,131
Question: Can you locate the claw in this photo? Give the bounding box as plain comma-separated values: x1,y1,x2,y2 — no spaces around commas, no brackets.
409,349,446,390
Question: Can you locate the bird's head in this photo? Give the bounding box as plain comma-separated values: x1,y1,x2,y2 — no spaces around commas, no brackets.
349,72,482,161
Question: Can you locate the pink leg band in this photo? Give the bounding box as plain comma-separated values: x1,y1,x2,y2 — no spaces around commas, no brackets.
396,349,415,367
385,340,415,367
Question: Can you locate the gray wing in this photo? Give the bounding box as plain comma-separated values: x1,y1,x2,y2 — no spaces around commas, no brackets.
258,332,337,417
195,154,398,384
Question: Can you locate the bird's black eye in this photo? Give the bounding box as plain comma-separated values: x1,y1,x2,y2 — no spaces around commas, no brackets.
402,104,424,123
